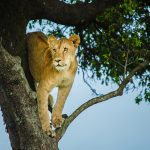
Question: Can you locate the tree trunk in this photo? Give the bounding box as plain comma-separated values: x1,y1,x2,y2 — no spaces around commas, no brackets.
0,35,59,150
0,0,59,149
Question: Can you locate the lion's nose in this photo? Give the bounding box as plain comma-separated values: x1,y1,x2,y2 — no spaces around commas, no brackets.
55,58,61,63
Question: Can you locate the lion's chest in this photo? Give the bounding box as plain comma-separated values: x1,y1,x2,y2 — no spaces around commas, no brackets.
55,72,72,87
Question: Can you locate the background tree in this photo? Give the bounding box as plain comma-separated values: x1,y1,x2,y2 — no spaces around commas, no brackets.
0,0,149,149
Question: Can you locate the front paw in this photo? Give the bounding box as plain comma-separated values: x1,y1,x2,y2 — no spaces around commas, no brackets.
43,126,56,137
52,114,63,128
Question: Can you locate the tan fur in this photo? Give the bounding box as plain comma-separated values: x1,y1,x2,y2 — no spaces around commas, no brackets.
26,31,80,136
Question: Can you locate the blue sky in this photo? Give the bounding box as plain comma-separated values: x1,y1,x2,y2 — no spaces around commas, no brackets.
0,72,150,150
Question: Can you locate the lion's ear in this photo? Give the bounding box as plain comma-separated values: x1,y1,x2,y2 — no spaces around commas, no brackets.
47,35,57,45
69,34,80,48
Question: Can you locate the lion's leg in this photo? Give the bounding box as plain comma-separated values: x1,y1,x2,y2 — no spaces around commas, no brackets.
48,94,54,113
37,81,55,136
52,84,72,128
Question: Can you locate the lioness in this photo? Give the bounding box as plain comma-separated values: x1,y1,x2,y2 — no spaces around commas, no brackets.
26,32,80,136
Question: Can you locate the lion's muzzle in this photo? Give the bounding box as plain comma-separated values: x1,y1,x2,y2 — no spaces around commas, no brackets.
53,58,68,71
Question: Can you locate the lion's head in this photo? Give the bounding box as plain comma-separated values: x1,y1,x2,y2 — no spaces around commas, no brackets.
45,35,80,71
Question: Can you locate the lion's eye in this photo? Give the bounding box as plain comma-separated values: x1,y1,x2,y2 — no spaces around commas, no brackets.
64,48,68,53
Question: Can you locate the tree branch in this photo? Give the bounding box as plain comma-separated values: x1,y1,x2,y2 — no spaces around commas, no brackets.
56,60,149,141
28,0,122,26
25,0,150,27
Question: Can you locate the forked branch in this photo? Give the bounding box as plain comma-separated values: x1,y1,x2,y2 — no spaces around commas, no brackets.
56,60,149,140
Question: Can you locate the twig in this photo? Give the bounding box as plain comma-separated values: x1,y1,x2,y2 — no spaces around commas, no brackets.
82,69,99,96
111,57,124,68
123,50,129,79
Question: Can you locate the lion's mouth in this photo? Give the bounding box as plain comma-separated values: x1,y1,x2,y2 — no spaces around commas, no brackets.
54,63,67,71
56,63,65,66
53,60,68,71
55,65,67,71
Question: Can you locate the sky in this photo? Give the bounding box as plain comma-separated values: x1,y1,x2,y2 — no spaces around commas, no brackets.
0,72,150,150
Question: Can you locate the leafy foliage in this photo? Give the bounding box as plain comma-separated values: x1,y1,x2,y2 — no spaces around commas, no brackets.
27,0,150,103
